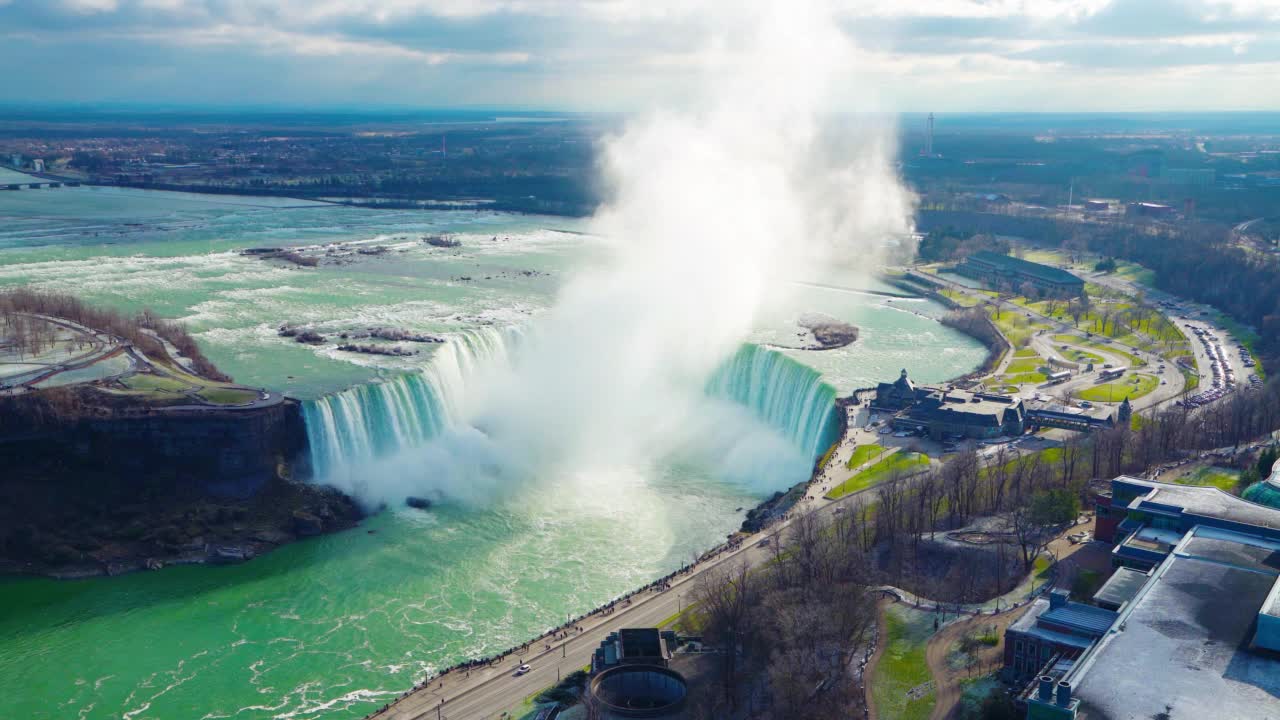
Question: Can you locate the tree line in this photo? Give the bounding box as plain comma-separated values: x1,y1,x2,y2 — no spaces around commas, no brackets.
682,376,1280,718
1066,220,1278,370
1,288,229,381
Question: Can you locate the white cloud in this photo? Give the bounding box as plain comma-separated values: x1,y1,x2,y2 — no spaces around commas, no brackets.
107,23,531,64
1204,0,1280,20
61,0,118,12
2,0,1280,109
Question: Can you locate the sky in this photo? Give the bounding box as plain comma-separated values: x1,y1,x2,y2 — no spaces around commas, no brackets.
1,0,1278,111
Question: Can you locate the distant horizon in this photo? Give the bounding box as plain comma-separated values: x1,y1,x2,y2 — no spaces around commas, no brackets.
3,104,1279,137
5,102,1280,118
2,2,1278,113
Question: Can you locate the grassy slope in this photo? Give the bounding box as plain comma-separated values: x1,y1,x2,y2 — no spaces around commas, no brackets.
872,605,938,720
846,444,888,470
829,452,929,500
1175,466,1240,493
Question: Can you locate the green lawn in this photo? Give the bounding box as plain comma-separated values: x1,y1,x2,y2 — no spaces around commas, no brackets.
981,446,1064,481
1053,334,1145,368
1004,357,1045,374
121,373,192,394
1175,466,1240,493
1013,348,1038,358
1111,261,1157,286
1033,555,1051,577
1010,278,1187,356
871,605,938,720
846,444,888,470
198,387,260,405
988,307,1049,349
1060,347,1104,365
829,452,929,499
1001,371,1048,385
1075,373,1159,403
1181,366,1200,393
940,288,983,308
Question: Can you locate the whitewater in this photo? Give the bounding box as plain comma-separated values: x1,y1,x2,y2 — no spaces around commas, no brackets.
0,4,994,717
0,195,984,720
304,328,840,504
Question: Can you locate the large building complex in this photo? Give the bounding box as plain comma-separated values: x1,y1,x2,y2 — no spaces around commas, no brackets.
873,370,1026,439
1006,475,1280,719
955,251,1084,298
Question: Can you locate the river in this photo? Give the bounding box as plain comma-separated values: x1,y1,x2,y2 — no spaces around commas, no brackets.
0,185,985,719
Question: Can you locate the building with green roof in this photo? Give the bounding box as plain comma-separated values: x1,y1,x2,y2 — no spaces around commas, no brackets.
957,250,1084,298
1243,465,1280,509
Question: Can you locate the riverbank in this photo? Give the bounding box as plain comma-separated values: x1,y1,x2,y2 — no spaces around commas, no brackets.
0,390,363,578
0,290,366,579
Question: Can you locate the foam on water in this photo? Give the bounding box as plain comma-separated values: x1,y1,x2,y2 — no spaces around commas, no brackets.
304,329,838,502
304,327,519,483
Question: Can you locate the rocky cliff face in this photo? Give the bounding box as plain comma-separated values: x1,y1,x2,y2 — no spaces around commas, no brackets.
0,392,360,578
72,399,311,498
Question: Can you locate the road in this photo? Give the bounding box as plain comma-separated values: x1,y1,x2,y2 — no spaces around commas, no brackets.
921,270,1218,415
374,465,874,720
1084,269,1260,400
0,312,127,393
376,264,1253,719
1,312,282,409
375,530,756,719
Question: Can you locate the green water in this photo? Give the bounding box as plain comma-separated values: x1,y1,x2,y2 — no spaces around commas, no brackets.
0,186,986,719
0,185,586,398
0,470,750,720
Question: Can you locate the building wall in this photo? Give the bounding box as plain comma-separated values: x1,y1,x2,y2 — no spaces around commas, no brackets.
956,259,1082,298
1256,611,1280,653
1094,494,1119,543
1004,631,1059,681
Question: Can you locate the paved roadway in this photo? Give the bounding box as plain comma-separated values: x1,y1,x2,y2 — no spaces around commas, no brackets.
1085,270,1259,395
374,475,868,720
375,266,1256,720
924,272,1202,413
1,312,281,409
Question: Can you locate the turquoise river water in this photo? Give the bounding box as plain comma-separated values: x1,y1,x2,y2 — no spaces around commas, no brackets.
0,184,985,719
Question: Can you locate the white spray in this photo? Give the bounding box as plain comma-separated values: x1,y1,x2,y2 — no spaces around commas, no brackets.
322,0,916,508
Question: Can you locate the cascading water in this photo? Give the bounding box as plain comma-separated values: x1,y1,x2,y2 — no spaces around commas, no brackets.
304,332,838,489
707,344,840,460
303,327,516,480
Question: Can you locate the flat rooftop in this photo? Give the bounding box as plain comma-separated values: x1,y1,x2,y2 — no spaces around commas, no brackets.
1007,596,1111,649
1091,567,1149,609
1071,527,1280,720
966,250,1082,285
618,628,663,659
1116,476,1280,535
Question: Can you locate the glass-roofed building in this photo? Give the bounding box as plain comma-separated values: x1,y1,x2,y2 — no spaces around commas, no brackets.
1242,463,1280,509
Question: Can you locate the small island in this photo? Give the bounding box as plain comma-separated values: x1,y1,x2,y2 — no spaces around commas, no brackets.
768,312,860,351
423,234,461,248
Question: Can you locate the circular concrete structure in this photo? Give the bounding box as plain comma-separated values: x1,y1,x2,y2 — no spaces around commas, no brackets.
590,665,688,718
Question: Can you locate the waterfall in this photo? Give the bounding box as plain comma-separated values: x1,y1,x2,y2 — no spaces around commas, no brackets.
706,344,840,461
304,334,839,481
303,327,516,480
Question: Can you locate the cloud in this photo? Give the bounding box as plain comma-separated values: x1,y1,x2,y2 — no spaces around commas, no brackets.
61,0,118,12
0,0,1278,109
